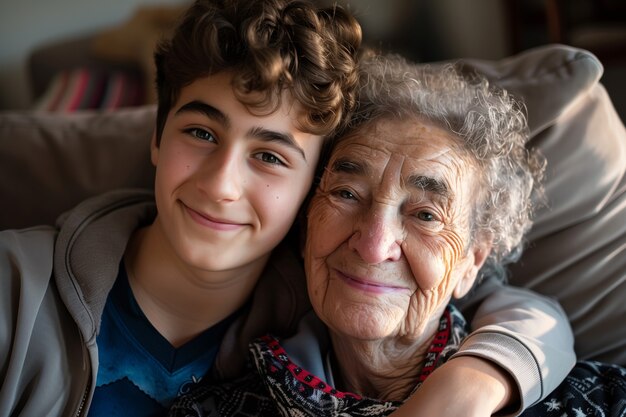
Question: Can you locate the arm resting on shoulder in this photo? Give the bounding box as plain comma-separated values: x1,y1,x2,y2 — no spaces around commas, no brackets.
390,356,515,417
452,277,575,415
390,277,575,417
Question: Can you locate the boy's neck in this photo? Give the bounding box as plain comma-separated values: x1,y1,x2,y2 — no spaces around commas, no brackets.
124,224,267,348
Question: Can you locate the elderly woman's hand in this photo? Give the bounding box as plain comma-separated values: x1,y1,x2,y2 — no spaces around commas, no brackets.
389,356,517,417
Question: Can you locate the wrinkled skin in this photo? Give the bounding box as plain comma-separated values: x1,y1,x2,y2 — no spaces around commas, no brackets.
303,116,491,399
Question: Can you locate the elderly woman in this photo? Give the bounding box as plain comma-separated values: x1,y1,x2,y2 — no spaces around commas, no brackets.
169,54,625,416
299,52,541,405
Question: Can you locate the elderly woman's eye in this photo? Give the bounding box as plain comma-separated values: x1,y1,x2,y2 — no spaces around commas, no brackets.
338,189,356,200
417,211,435,221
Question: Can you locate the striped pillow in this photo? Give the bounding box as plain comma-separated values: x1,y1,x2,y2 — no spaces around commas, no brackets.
34,67,145,111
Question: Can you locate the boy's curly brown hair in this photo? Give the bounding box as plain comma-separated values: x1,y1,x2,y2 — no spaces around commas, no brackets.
153,0,362,142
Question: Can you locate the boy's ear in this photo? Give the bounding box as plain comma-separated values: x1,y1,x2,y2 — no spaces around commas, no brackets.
150,131,159,167
453,239,492,299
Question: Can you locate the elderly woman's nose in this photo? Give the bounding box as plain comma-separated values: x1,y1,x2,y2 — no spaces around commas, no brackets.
348,208,403,264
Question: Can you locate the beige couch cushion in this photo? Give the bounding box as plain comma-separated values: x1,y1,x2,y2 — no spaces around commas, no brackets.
464,47,626,364
1,44,625,364
0,105,155,229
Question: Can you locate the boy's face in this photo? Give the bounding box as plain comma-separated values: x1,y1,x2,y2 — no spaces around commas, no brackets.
151,71,323,277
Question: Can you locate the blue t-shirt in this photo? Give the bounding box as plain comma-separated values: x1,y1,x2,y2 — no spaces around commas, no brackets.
88,264,238,417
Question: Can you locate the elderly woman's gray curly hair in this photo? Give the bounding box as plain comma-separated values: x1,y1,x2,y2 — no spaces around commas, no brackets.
334,53,545,282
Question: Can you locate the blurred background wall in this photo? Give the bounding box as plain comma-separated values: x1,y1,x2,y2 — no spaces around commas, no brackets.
0,0,188,110
0,0,624,118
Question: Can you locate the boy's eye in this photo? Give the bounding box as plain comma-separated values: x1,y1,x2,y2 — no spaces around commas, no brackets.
187,128,216,142
254,152,285,166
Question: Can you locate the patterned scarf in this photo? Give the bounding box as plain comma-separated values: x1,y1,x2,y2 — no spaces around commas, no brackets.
169,305,468,417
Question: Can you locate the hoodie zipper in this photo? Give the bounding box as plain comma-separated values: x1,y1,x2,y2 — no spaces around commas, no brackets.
74,331,92,416
74,383,89,417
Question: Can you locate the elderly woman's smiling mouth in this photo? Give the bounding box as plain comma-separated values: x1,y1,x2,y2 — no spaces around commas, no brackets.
334,268,412,295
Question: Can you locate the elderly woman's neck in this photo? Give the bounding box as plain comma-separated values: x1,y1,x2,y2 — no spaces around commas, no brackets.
329,326,437,401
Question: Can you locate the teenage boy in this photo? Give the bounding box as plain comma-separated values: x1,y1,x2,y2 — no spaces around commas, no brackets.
0,1,360,415
0,1,574,417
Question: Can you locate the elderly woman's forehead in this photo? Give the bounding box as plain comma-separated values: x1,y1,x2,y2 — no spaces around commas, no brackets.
336,116,464,156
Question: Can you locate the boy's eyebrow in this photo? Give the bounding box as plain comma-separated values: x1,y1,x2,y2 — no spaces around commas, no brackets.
175,100,307,161
248,127,306,161
176,100,230,129
332,157,450,197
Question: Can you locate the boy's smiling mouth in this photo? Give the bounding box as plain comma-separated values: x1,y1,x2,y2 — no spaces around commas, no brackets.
182,202,245,231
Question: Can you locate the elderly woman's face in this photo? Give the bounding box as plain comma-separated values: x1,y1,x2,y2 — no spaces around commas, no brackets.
304,117,490,342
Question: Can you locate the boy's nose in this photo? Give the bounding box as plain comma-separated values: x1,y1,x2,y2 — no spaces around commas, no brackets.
199,150,243,202
348,206,402,264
